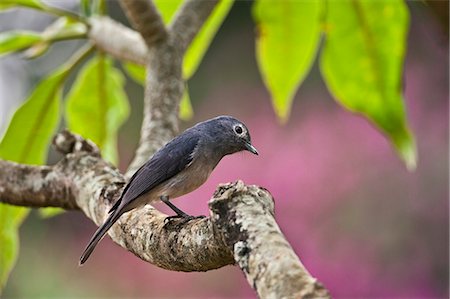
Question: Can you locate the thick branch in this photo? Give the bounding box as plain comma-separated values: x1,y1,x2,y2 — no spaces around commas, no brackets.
210,182,331,299
170,0,219,52
119,0,168,48
125,38,184,177
0,160,76,210
0,132,331,296
0,132,233,270
88,16,147,65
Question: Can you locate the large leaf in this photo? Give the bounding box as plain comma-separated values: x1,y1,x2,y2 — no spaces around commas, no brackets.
0,31,42,56
0,68,65,291
0,71,64,163
253,0,322,122
320,0,416,169
66,55,130,164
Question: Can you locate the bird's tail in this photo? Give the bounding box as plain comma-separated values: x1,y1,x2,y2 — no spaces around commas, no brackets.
79,209,123,265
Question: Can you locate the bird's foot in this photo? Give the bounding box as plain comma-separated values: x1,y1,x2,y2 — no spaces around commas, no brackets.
163,214,206,227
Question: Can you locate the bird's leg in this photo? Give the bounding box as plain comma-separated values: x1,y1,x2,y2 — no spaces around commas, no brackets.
160,196,205,224
160,195,190,218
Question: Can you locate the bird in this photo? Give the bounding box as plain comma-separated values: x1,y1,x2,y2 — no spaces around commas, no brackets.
79,115,258,265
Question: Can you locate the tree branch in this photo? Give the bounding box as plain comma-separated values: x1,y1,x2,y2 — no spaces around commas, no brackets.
0,160,76,210
123,0,220,176
0,131,330,297
119,0,168,48
211,182,331,298
88,16,147,65
170,0,219,53
125,38,184,177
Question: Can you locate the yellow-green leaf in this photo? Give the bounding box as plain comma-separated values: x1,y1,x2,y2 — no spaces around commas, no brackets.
320,0,416,169
253,0,322,122
0,71,64,163
0,68,65,291
180,87,193,120
123,61,146,84
0,31,43,56
154,0,182,23
66,55,130,164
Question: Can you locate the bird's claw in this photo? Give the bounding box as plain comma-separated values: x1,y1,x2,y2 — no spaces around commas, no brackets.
163,214,206,226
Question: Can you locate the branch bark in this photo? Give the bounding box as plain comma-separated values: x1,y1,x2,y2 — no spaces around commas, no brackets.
211,182,330,298
0,131,330,298
88,16,147,65
119,0,168,47
170,0,219,53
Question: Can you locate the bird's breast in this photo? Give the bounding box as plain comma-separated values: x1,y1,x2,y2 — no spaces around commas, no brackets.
142,157,214,203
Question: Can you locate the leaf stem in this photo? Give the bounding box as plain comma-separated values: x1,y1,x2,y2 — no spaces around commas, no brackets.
43,6,87,24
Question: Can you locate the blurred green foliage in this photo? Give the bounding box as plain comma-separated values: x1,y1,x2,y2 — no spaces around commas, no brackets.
0,62,64,292
0,31,43,56
66,55,129,164
0,0,416,292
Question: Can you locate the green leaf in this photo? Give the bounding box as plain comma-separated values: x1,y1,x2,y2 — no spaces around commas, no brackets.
0,71,64,163
154,0,182,23
0,67,66,292
183,0,234,79
123,61,146,84
66,55,130,164
180,87,193,120
0,45,92,289
320,0,416,169
253,0,322,122
0,205,28,292
0,0,45,11
0,31,42,56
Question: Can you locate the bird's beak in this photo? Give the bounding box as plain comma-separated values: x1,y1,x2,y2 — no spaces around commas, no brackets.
245,142,259,155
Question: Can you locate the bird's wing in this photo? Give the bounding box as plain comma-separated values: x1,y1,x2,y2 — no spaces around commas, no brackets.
113,133,200,211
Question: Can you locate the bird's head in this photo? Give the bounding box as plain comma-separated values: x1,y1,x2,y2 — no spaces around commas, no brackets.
200,115,258,157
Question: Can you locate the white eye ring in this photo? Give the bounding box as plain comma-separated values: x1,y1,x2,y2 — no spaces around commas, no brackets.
234,124,244,135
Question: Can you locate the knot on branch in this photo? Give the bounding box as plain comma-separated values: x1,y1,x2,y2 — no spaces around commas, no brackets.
53,130,100,156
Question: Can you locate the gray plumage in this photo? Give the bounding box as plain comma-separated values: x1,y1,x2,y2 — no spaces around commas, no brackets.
79,115,258,265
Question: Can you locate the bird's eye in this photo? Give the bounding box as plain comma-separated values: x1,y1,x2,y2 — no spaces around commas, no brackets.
234,125,243,135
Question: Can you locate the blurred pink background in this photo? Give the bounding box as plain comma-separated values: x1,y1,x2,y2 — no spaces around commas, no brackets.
2,2,448,298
